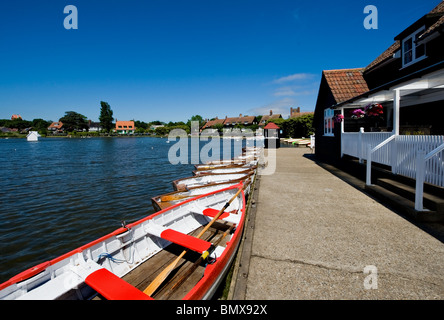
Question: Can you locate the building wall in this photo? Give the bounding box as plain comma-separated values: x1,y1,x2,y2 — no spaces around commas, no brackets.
313,76,342,162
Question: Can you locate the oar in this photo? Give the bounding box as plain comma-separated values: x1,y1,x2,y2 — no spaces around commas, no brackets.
143,183,245,296
163,223,236,299
160,194,190,202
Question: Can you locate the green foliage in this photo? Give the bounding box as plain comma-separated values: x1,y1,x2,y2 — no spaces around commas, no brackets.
60,111,88,132
99,101,114,133
269,114,314,138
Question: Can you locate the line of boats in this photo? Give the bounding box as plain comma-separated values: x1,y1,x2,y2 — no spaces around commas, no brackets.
0,146,263,300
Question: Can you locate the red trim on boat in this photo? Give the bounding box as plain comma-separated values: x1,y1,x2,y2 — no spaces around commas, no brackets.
85,268,153,300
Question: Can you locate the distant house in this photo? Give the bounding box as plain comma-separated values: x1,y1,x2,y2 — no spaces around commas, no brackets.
290,107,314,119
88,120,102,132
48,121,64,134
115,120,135,134
223,114,256,127
201,117,225,130
259,110,282,127
11,114,22,120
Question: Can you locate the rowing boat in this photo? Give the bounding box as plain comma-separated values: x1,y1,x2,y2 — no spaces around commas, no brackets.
193,165,256,176
151,177,252,211
0,183,246,300
172,171,254,191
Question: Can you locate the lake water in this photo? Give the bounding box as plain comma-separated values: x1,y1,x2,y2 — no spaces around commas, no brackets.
0,137,246,283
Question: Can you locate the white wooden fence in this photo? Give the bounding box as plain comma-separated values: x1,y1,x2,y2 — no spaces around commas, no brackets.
341,129,444,211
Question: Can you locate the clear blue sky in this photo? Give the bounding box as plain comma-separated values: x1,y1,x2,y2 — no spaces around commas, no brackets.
0,0,441,123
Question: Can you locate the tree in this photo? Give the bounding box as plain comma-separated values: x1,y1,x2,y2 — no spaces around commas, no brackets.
186,115,204,130
60,111,88,132
99,101,114,133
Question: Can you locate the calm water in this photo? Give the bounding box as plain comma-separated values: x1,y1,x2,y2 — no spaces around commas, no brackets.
0,137,246,283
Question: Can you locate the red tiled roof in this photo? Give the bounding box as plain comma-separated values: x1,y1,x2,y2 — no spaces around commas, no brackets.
323,68,369,103
201,118,225,129
264,122,280,129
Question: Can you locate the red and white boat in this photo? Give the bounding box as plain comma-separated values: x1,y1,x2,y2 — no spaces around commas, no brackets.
0,183,246,300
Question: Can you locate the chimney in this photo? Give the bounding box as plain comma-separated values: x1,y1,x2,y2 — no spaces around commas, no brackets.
297,107,300,113
239,113,242,117
269,110,273,116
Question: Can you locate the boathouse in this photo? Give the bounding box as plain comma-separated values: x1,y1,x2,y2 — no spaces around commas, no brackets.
313,1,444,216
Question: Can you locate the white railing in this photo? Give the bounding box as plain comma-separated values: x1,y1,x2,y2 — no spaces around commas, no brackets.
415,143,444,210
366,135,396,185
342,129,444,211
342,129,393,163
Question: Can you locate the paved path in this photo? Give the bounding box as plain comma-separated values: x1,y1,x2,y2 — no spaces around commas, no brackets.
230,148,444,299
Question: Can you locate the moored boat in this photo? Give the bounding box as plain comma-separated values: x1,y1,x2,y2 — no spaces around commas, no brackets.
172,171,254,191
193,165,256,176
151,178,252,212
0,183,246,300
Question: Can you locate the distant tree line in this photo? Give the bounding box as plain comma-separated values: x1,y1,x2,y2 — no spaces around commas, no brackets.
267,114,314,138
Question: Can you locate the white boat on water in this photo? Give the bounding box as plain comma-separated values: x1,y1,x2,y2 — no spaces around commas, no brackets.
0,183,246,300
173,171,254,191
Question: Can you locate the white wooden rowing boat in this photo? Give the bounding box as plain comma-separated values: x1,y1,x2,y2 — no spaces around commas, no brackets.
0,183,246,300
193,165,256,176
172,171,253,191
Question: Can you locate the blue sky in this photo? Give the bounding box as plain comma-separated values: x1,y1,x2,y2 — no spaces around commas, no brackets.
0,0,441,123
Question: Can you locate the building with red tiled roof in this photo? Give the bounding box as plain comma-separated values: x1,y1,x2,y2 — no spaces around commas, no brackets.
314,0,444,161
201,117,225,130
11,114,22,120
48,121,64,133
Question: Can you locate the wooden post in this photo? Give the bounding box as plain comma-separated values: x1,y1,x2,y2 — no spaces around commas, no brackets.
393,89,400,136
359,127,364,163
415,149,426,211
366,143,372,186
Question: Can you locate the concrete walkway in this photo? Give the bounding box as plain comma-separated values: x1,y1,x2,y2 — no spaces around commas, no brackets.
230,148,444,299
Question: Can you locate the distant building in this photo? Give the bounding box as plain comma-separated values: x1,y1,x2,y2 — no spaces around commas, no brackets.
115,120,135,134
48,121,64,134
290,107,314,119
259,110,282,127
88,120,102,132
11,114,22,120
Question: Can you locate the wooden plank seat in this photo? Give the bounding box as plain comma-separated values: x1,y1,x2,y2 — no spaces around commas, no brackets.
85,268,153,300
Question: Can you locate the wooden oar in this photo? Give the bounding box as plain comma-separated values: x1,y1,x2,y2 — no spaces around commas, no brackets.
160,194,190,202
163,223,236,299
143,184,245,296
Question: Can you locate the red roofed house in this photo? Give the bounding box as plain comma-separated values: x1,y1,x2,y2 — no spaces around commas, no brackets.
115,120,135,134
48,121,64,134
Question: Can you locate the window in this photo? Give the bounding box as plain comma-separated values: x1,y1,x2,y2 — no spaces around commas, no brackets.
402,27,426,67
324,108,334,136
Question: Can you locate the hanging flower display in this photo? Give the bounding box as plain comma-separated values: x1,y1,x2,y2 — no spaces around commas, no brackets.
364,103,383,117
333,114,344,123
350,108,365,119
